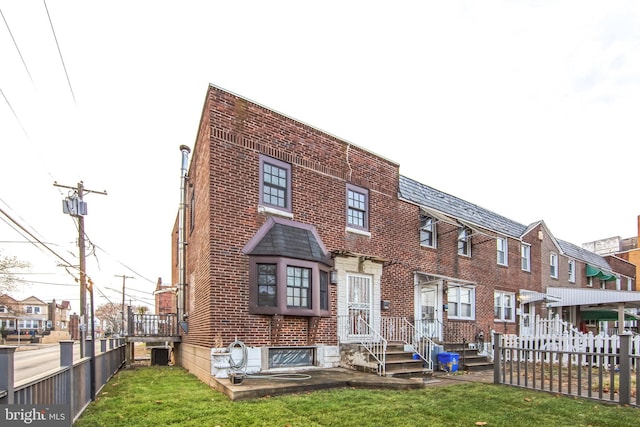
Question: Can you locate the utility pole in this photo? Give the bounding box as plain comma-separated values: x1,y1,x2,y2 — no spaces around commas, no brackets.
55,180,106,394
54,181,107,324
115,274,134,336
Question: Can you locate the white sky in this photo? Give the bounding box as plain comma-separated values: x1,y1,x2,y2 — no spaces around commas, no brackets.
1,1,639,312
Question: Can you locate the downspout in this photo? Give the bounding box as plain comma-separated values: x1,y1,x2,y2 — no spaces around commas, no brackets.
178,145,191,331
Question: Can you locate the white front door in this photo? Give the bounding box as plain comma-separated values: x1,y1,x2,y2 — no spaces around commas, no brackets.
418,284,441,340
347,274,373,337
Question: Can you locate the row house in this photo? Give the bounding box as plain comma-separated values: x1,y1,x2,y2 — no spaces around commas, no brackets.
0,294,49,335
171,85,637,380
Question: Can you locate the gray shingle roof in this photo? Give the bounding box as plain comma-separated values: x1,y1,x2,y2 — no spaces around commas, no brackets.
246,222,333,266
557,239,612,272
399,175,613,270
399,175,528,238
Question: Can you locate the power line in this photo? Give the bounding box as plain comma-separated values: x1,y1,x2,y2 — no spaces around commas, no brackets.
0,8,34,83
42,0,76,105
0,205,77,271
0,87,33,142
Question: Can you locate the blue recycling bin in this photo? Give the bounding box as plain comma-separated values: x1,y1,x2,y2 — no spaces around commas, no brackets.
437,352,459,372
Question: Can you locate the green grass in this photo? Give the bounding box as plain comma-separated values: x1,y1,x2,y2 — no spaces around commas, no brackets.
75,366,639,427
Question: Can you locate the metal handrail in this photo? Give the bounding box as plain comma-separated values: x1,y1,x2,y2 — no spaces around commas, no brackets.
381,317,435,370
356,315,387,376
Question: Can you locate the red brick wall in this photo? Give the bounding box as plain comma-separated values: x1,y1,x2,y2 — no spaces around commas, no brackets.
180,85,405,348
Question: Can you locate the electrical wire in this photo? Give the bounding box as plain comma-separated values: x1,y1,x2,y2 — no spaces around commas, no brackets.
42,0,76,106
1,8,34,83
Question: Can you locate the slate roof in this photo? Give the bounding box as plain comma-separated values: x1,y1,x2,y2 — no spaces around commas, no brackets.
399,175,614,271
245,222,333,266
557,239,612,272
399,175,528,238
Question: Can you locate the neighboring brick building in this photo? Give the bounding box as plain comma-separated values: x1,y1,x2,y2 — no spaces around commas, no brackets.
172,84,638,380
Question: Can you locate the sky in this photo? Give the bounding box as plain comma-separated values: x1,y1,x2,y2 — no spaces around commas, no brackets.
1,1,639,313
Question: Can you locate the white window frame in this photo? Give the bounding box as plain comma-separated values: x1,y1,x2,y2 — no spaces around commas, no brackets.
629,278,634,291
457,228,472,257
616,276,621,291
521,243,530,272
447,284,475,320
550,252,558,279
568,259,575,283
420,214,436,248
497,237,508,266
494,291,516,322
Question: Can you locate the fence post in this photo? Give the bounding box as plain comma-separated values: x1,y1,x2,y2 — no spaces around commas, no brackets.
493,333,502,384
0,346,17,404
60,341,74,414
619,333,631,406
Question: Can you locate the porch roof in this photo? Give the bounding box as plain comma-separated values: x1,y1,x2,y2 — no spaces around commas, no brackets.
546,287,640,309
518,290,561,304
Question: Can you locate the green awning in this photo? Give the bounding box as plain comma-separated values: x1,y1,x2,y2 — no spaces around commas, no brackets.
581,309,640,321
585,264,616,282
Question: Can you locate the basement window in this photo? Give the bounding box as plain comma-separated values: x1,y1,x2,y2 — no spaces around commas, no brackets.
268,347,315,368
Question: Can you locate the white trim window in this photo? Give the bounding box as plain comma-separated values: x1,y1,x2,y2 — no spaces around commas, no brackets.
457,227,471,257
420,214,436,248
568,259,575,283
521,243,531,272
447,284,475,320
616,276,621,291
497,237,508,266
550,252,558,279
494,291,515,322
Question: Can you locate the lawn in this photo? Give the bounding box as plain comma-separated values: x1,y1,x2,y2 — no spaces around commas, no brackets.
75,366,639,427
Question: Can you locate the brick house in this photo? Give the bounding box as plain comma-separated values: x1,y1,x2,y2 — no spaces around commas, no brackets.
171,84,637,380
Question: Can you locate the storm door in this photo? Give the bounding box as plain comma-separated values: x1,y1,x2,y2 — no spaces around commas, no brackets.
347,274,373,337
418,284,441,340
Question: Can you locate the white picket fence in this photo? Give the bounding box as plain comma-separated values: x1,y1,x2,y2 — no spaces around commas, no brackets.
501,314,640,369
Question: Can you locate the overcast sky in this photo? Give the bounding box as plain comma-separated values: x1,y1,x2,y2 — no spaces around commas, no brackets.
1,1,639,312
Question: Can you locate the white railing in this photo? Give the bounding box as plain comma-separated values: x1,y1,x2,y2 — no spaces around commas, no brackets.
337,315,387,376
381,317,434,370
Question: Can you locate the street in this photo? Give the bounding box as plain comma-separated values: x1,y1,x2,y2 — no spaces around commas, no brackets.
13,342,92,382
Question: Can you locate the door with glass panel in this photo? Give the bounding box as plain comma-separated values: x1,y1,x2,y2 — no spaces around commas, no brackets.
419,285,441,340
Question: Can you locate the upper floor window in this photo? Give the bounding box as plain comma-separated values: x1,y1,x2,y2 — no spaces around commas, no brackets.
587,276,593,287
497,237,508,266
346,184,369,232
457,227,472,256
521,244,531,272
0,305,6,313
629,278,634,291
568,260,576,283
260,155,292,213
420,214,436,248
26,306,40,314
616,276,621,291
447,284,475,320
494,291,515,322
550,253,558,278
